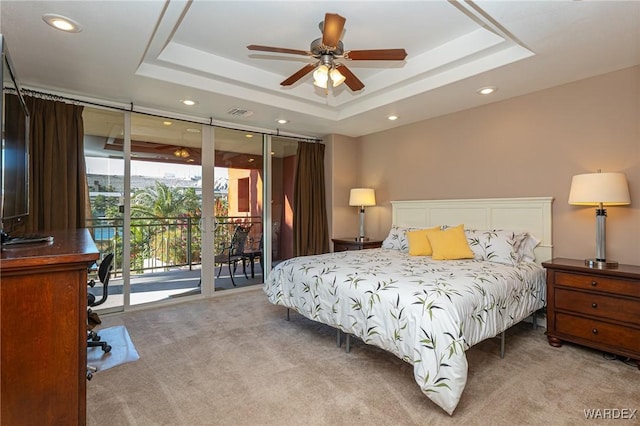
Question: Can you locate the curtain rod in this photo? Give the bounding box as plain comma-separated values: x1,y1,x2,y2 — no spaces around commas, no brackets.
18,87,322,143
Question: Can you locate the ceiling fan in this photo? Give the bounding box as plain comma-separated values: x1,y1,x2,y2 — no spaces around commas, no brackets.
247,13,407,91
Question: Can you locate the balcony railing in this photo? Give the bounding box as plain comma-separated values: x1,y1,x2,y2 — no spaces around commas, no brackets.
85,215,262,277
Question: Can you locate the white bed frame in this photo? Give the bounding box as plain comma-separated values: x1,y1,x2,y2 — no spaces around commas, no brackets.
391,197,554,265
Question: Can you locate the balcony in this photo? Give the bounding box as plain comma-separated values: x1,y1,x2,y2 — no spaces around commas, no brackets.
86,215,264,309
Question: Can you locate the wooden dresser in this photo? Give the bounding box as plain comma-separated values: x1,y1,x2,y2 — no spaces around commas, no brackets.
542,258,640,369
1,229,99,424
332,238,383,252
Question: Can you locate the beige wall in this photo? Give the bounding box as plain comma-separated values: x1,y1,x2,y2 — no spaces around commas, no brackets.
332,65,640,264
325,133,362,244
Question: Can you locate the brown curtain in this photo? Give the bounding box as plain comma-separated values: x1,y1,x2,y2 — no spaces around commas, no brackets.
25,96,87,232
293,141,329,256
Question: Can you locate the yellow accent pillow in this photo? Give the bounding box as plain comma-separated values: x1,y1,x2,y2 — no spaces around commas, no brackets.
425,224,475,260
407,227,440,256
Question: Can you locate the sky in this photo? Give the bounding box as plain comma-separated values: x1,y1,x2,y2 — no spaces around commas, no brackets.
86,157,228,180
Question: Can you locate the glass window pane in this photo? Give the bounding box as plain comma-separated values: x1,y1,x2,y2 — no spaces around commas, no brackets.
84,107,125,312
128,113,202,305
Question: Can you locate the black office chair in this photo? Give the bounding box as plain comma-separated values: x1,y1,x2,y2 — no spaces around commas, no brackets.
87,253,114,353
215,225,251,286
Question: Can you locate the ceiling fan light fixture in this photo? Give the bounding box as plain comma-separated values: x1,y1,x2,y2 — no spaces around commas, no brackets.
248,12,406,92
330,67,346,87
313,79,328,89
313,65,330,88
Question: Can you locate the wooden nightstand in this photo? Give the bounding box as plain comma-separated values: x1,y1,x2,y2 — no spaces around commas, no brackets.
332,238,383,252
542,258,640,369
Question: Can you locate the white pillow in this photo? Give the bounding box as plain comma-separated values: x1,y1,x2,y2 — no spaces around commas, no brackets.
517,234,541,263
464,229,530,266
381,226,416,252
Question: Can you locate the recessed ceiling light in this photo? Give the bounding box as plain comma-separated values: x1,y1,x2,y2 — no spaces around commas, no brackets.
387,115,398,121
276,119,288,124
185,128,200,133
181,99,197,106
163,121,172,126
477,86,497,95
245,134,254,138
42,14,82,33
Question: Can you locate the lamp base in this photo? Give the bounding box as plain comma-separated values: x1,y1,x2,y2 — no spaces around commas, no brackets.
585,259,619,269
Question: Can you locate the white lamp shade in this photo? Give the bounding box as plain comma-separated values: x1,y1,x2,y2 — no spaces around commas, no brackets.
349,188,376,207
330,67,346,87
313,65,329,88
568,172,631,206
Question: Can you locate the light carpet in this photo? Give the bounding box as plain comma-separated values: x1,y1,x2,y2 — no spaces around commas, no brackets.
87,287,639,425
87,325,140,373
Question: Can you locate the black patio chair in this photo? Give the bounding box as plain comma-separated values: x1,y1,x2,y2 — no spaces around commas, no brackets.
215,224,252,286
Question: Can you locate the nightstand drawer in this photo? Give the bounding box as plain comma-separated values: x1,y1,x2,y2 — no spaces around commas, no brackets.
555,288,640,324
556,313,640,353
555,271,640,298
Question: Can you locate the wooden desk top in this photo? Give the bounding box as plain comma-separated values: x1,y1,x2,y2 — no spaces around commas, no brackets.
1,228,99,271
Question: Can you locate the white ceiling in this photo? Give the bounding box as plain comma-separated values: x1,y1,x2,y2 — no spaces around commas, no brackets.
1,0,639,139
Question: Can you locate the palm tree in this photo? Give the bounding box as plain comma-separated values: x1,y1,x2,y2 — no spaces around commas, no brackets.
131,182,199,219
131,182,201,269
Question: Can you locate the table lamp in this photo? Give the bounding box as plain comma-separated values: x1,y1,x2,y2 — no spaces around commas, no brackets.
349,188,376,241
568,170,631,268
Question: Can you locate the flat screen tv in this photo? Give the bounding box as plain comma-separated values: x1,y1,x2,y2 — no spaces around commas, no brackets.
0,34,30,235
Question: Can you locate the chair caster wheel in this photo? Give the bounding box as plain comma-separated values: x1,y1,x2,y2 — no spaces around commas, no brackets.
103,344,112,353
86,372,93,380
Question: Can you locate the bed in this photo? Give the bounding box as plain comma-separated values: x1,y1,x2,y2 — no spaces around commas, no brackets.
264,197,553,414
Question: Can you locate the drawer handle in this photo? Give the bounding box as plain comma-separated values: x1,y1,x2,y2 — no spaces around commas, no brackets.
591,303,598,309
592,328,598,335
590,280,597,287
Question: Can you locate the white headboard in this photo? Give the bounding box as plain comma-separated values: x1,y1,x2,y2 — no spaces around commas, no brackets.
391,197,554,265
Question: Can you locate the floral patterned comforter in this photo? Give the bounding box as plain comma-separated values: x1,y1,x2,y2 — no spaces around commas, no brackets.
264,248,546,415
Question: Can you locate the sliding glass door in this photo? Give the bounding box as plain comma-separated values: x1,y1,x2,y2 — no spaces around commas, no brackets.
127,113,203,305
83,107,126,312
84,108,206,309
83,106,304,310
210,128,264,290
270,137,298,267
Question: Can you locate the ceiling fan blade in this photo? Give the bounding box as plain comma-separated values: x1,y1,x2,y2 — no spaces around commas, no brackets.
345,49,408,61
281,63,317,86
247,44,310,56
322,13,346,49
335,64,364,91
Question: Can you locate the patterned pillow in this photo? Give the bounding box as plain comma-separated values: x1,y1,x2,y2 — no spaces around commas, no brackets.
517,234,541,263
464,229,530,265
381,226,416,252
